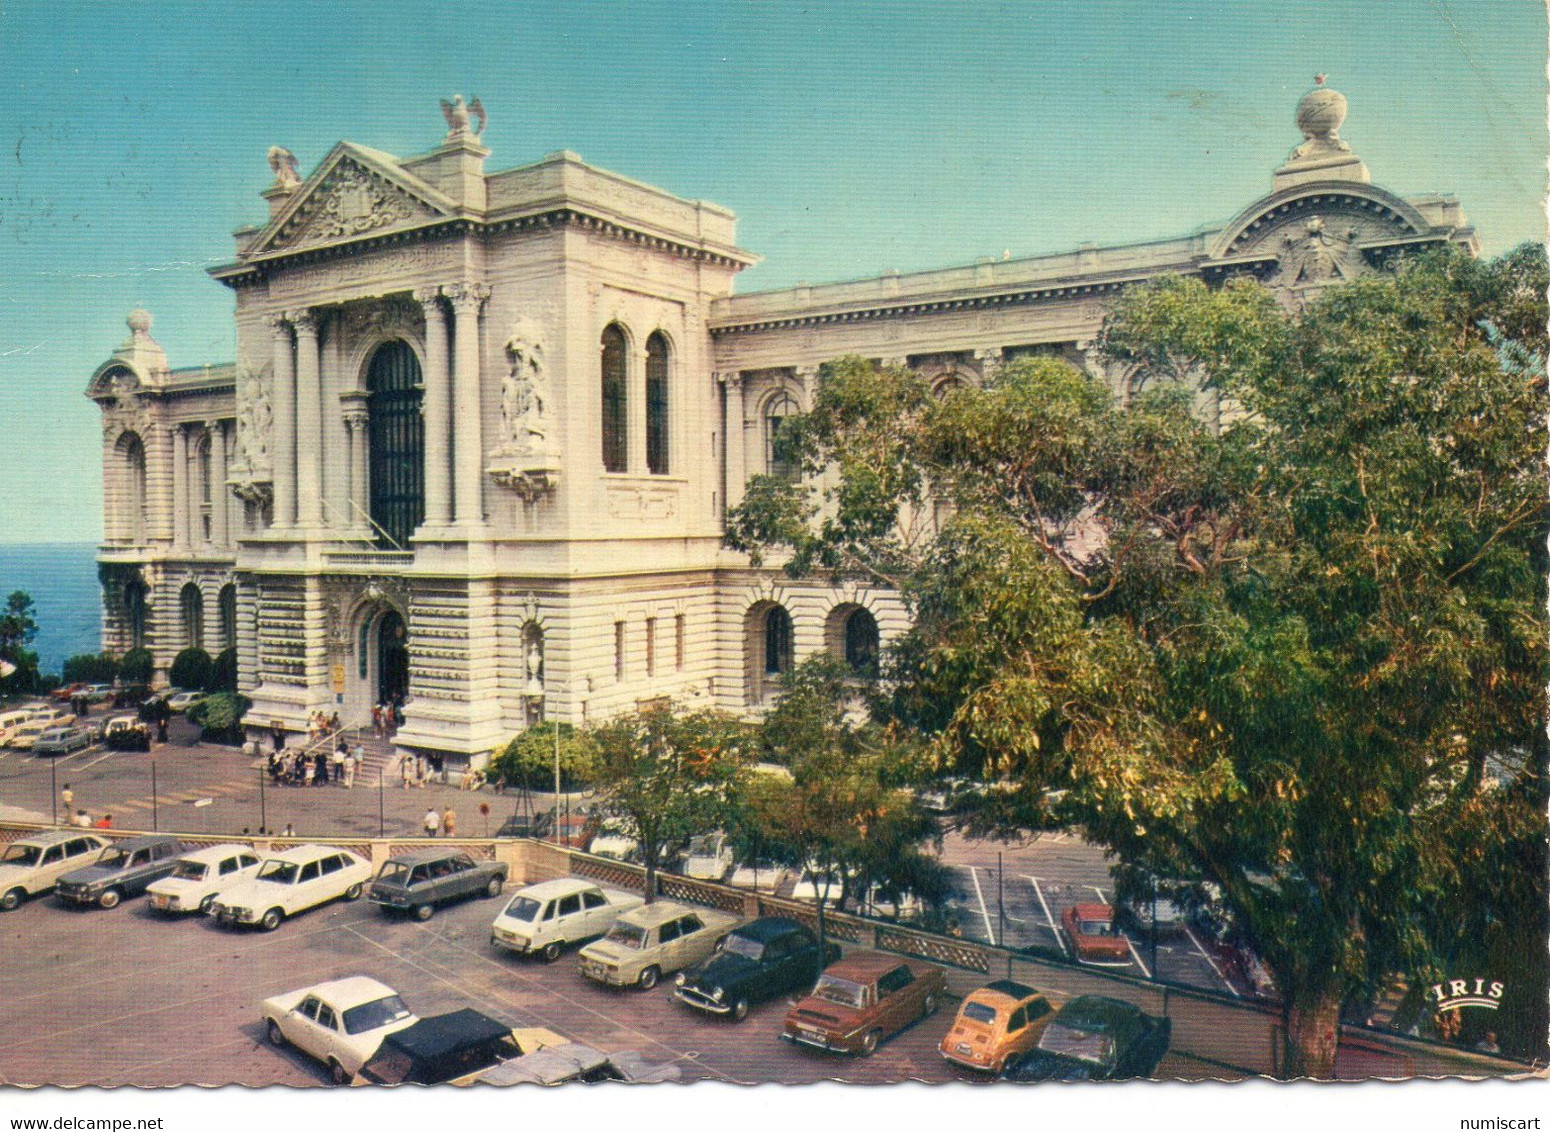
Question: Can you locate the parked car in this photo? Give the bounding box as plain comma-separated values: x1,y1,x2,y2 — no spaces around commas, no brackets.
368,847,507,921
103,715,151,751
477,1041,683,1085
9,718,62,750
165,690,206,714
578,900,741,990
726,862,790,894
493,809,553,840
0,830,111,911
681,832,736,881
54,834,184,909
352,1009,556,1086
490,878,644,962
32,724,95,757
674,916,839,1021
51,682,89,704
939,979,1055,1073
84,684,116,704
147,843,262,914
1117,893,1191,937
782,951,947,1055
859,883,924,923
208,844,372,931
262,977,419,1084
586,818,639,862
1062,902,1132,966
1001,995,1172,1081
0,709,39,745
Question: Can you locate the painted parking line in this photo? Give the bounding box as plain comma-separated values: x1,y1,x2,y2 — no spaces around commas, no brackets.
1087,884,1108,902
1022,875,1067,957
968,866,996,946
78,750,118,771
1183,925,1241,997
1126,937,1152,979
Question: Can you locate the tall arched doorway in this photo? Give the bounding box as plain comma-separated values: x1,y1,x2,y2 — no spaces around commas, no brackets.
376,609,409,705
366,341,424,547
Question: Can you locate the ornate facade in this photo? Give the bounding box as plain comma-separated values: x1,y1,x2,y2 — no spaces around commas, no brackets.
87,83,1476,769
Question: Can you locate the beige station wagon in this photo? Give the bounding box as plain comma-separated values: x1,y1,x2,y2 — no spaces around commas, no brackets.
577,900,741,989
0,831,112,911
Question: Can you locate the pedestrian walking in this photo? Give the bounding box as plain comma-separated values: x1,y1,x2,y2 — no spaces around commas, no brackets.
342,749,356,789
329,712,341,733
60,783,74,815
372,704,383,737
302,757,315,787
332,740,347,784
400,753,413,789
416,755,427,788
441,806,457,837
271,724,285,754
315,750,329,785
282,822,295,838
422,807,439,837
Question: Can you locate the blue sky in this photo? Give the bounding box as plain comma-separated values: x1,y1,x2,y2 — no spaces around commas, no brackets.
0,0,1543,542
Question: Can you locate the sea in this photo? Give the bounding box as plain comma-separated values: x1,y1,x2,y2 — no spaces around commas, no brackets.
0,542,103,677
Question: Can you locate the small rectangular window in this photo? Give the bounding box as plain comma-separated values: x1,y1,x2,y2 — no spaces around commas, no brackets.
645,618,656,678
674,614,685,672
582,890,606,909
615,621,626,682
557,894,581,916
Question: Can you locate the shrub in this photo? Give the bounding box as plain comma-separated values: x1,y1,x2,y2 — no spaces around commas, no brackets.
207,647,238,692
62,652,119,685
168,647,213,692
489,722,597,792
118,648,153,685
187,691,251,746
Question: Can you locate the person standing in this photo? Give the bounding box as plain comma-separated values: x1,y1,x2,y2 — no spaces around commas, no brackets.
400,753,413,789
422,807,439,838
441,806,457,837
342,748,356,789
332,740,346,785
315,750,329,786
60,783,74,817
415,755,427,789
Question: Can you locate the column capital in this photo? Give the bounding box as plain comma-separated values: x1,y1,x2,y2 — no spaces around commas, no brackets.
971,347,1001,362
412,286,445,311
717,371,743,390
267,312,291,335
444,281,490,312
288,309,319,336
343,409,370,431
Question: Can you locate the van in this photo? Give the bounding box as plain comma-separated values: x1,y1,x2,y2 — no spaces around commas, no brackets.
0,710,36,745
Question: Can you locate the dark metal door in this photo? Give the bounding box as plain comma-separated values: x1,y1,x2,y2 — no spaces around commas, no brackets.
366,341,424,547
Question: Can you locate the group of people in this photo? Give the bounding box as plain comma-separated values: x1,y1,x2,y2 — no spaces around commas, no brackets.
372,698,405,737
422,805,457,837
59,784,112,829
267,739,364,788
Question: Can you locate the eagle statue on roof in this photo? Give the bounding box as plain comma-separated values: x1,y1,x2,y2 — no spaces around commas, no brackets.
441,95,487,142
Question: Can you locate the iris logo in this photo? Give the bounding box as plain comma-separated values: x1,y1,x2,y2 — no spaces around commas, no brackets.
1428,977,1505,1012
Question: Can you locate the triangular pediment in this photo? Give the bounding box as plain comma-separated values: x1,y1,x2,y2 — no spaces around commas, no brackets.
245,143,458,260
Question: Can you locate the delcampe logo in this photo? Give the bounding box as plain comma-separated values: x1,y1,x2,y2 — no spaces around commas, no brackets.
1428,977,1506,1012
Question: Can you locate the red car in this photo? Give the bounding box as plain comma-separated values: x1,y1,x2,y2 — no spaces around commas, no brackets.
782,951,947,1055
1062,902,1131,966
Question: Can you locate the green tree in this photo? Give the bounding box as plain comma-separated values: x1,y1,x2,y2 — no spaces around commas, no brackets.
489,722,597,792
62,652,119,685
187,691,252,745
169,647,213,692
207,647,239,693
727,246,1549,1077
589,703,751,902
0,590,40,694
118,647,153,686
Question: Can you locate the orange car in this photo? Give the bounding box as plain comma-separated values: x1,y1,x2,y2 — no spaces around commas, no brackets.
938,979,1054,1073
1062,902,1132,966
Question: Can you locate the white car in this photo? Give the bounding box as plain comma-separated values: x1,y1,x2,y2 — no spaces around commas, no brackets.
165,690,205,713
727,862,790,894
208,844,371,931
9,718,62,750
586,819,639,862
490,878,644,962
0,830,111,910
147,843,262,914
261,976,418,1084
682,832,736,881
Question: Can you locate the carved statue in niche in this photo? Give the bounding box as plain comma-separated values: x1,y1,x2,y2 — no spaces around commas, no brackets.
501,321,551,455
235,366,273,471
524,632,544,695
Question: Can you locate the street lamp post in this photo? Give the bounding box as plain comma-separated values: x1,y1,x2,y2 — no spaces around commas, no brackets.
50,757,57,825
151,761,158,832
258,760,267,834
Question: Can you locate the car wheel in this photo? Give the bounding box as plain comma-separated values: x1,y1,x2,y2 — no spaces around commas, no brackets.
97,887,122,910
637,965,660,990
860,1029,881,1056
484,876,504,899
266,1020,286,1048
0,887,24,912
343,882,364,901
260,907,285,932
921,992,939,1019
328,1058,349,1086
731,997,749,1022
541,941,563,963
413,903,434,922
198,893,216,914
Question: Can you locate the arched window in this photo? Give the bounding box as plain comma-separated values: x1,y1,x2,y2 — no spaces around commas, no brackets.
116,432,147,543
197,434,213,543
601,325,628,473
746,601,794,706
843,608,879,676
764,392,800,481
366,341,424,547
764,606,793,676
180,583,205,650
645,332,670,475
218,584,237,651
124,576,148,651
932,373,967,399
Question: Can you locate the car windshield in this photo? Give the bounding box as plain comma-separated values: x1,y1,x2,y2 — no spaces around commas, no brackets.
1078,919,1112,936
503,896,542,922
719,934,765,961
376,862,411,883
172,861,208,881
257,860,299,884
1037,1022,1115,1065
96,849,127,869
341,994,413,1035
2,844,42,866
604,923,648,950
961,1001,1000,1026
687,835,719,856
811,975,867,1009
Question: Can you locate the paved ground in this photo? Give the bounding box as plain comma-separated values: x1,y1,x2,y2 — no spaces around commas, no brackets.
0,873,1213,1087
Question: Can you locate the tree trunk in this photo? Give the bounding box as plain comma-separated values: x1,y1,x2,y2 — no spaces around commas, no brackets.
1283,986,1343,1079
643,838,657,904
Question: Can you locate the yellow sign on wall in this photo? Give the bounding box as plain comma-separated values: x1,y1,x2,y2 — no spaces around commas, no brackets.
330,663,346,694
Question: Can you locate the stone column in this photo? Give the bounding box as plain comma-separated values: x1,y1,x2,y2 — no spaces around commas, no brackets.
270,314,296,528
447,282,489,526
628,344,649,474
795,364,819,411
188,425,206,548
210,421,229,548
171,424,189,551
292,310,323,527
720,373,746,511
415,287,452,527
344,408,370,526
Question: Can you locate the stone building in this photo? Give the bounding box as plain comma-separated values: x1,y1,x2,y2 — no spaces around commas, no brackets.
86,83,1476,771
